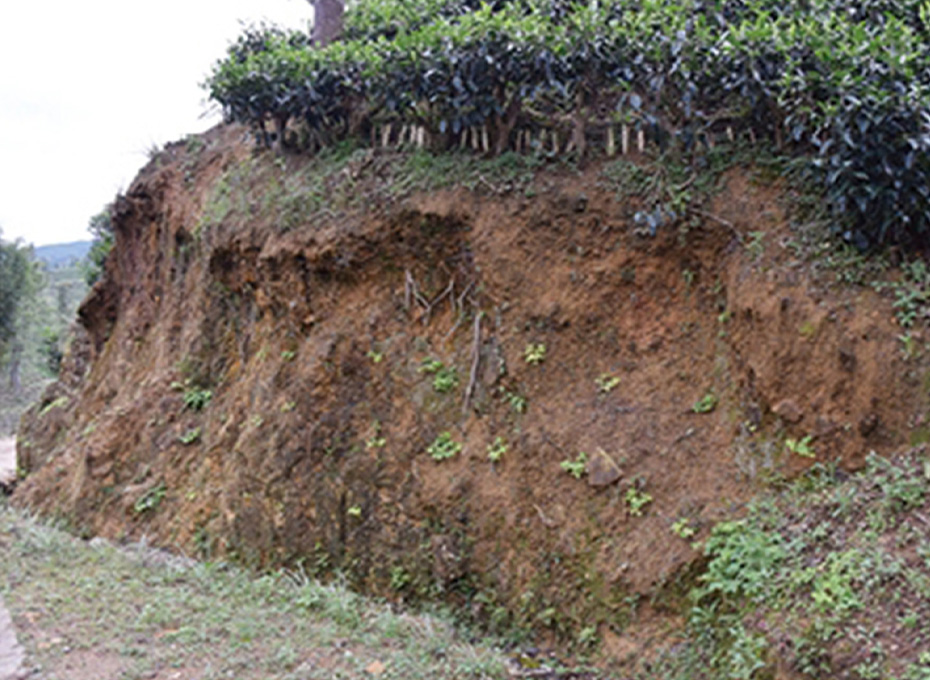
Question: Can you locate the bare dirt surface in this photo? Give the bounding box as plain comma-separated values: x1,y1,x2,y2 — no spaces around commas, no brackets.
12,124,930,672
0,599,23,680
0,440,15,488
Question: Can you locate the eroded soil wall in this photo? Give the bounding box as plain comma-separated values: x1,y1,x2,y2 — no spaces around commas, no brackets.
14,124,924,660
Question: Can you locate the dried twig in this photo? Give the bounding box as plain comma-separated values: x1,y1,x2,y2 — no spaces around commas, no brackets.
689,208,741,242
462,311,483,416
404,269,429,317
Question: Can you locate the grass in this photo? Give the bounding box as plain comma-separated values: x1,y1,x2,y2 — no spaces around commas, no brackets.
0,502,506,680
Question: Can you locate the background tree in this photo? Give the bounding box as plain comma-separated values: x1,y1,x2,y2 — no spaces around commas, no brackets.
0,231,37,376
309,0,344,46
83,209,113,286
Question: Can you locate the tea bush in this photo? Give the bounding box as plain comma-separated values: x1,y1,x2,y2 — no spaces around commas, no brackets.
206,0,930,248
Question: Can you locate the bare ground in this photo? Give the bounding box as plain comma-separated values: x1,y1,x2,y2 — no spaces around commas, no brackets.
0,440,14,487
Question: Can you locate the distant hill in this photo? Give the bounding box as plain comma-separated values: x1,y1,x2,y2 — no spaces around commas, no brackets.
34,241,92,268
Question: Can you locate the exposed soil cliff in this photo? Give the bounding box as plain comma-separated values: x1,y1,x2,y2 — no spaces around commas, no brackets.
13,124,927,668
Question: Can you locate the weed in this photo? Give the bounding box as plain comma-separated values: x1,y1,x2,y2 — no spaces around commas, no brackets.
899,332,920,359
786,435,816,458
625,487,653,517
280,401,297,413
595,373,621,393
281,350,296,361
367,435,386,449
133,483,167,515
419,357,444,374
692,391,718,414
487,436,508,462
746,231,766,260
672,518,697,539
427,432,462,461
873,260,930,328
433,366,459,393
178,427,201,445
560,452,588,479
524,343,547,365
799,320,818,338
390,566,412,591
182,387,213,412
699,520,786,601
366,349,384,363
419,357,458,392
347,505,362,518
501,388,527,413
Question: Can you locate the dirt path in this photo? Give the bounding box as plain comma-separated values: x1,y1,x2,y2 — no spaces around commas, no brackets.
0,439,14,487
0,599,23,680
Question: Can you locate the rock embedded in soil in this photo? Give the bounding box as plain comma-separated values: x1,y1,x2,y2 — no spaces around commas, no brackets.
773,399,803,424
587,449,623,488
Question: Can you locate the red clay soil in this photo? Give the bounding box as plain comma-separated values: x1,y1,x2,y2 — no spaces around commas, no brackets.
12,124,926,670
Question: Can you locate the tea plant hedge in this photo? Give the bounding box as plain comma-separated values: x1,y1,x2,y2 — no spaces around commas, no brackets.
206,0,930,248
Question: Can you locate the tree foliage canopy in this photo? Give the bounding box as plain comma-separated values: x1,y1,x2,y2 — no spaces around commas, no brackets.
0,233,38,362
206,0,930,248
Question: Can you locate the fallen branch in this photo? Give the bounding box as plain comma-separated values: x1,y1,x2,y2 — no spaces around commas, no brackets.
462,311,484,416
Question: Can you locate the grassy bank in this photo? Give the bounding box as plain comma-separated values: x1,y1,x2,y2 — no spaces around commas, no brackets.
0,502,507,680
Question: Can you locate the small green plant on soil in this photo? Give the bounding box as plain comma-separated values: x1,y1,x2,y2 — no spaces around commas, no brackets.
280,400,296,413
419,357,458,392
524,343,546,365
281,349,296,361
625,487,654,517
39,396,69,417
347,505,362,518
786,435,816,458
182,387,212,411
692,391,718,413
898,332,920,359
487,436,508,462
595,374,621,393
672,518,696,539
178,427,201,445
746,231,766,260
560,452,588,479
432,366,458,393
799,320,818,339
419,357,444,374
427,432,461,461
873,259,930,328
133,483,167,515
366,421,386,449
682,268,696,291
501,388,527,413
366,349,384,363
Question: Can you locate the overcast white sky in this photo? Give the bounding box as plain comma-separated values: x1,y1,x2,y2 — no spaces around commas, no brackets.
0,1,313,246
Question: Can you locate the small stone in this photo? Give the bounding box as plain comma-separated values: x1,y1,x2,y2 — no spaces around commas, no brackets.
587,449,622,488
773,399,802,424
365,660,386,676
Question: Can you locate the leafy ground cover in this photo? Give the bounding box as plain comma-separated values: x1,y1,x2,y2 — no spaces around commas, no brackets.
647,449,930,680
0,501,507,680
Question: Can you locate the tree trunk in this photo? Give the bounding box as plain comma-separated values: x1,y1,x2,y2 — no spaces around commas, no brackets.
8,341,21,396
310,0,344,47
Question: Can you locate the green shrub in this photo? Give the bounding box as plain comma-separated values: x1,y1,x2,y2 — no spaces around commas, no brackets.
206,0,930,248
